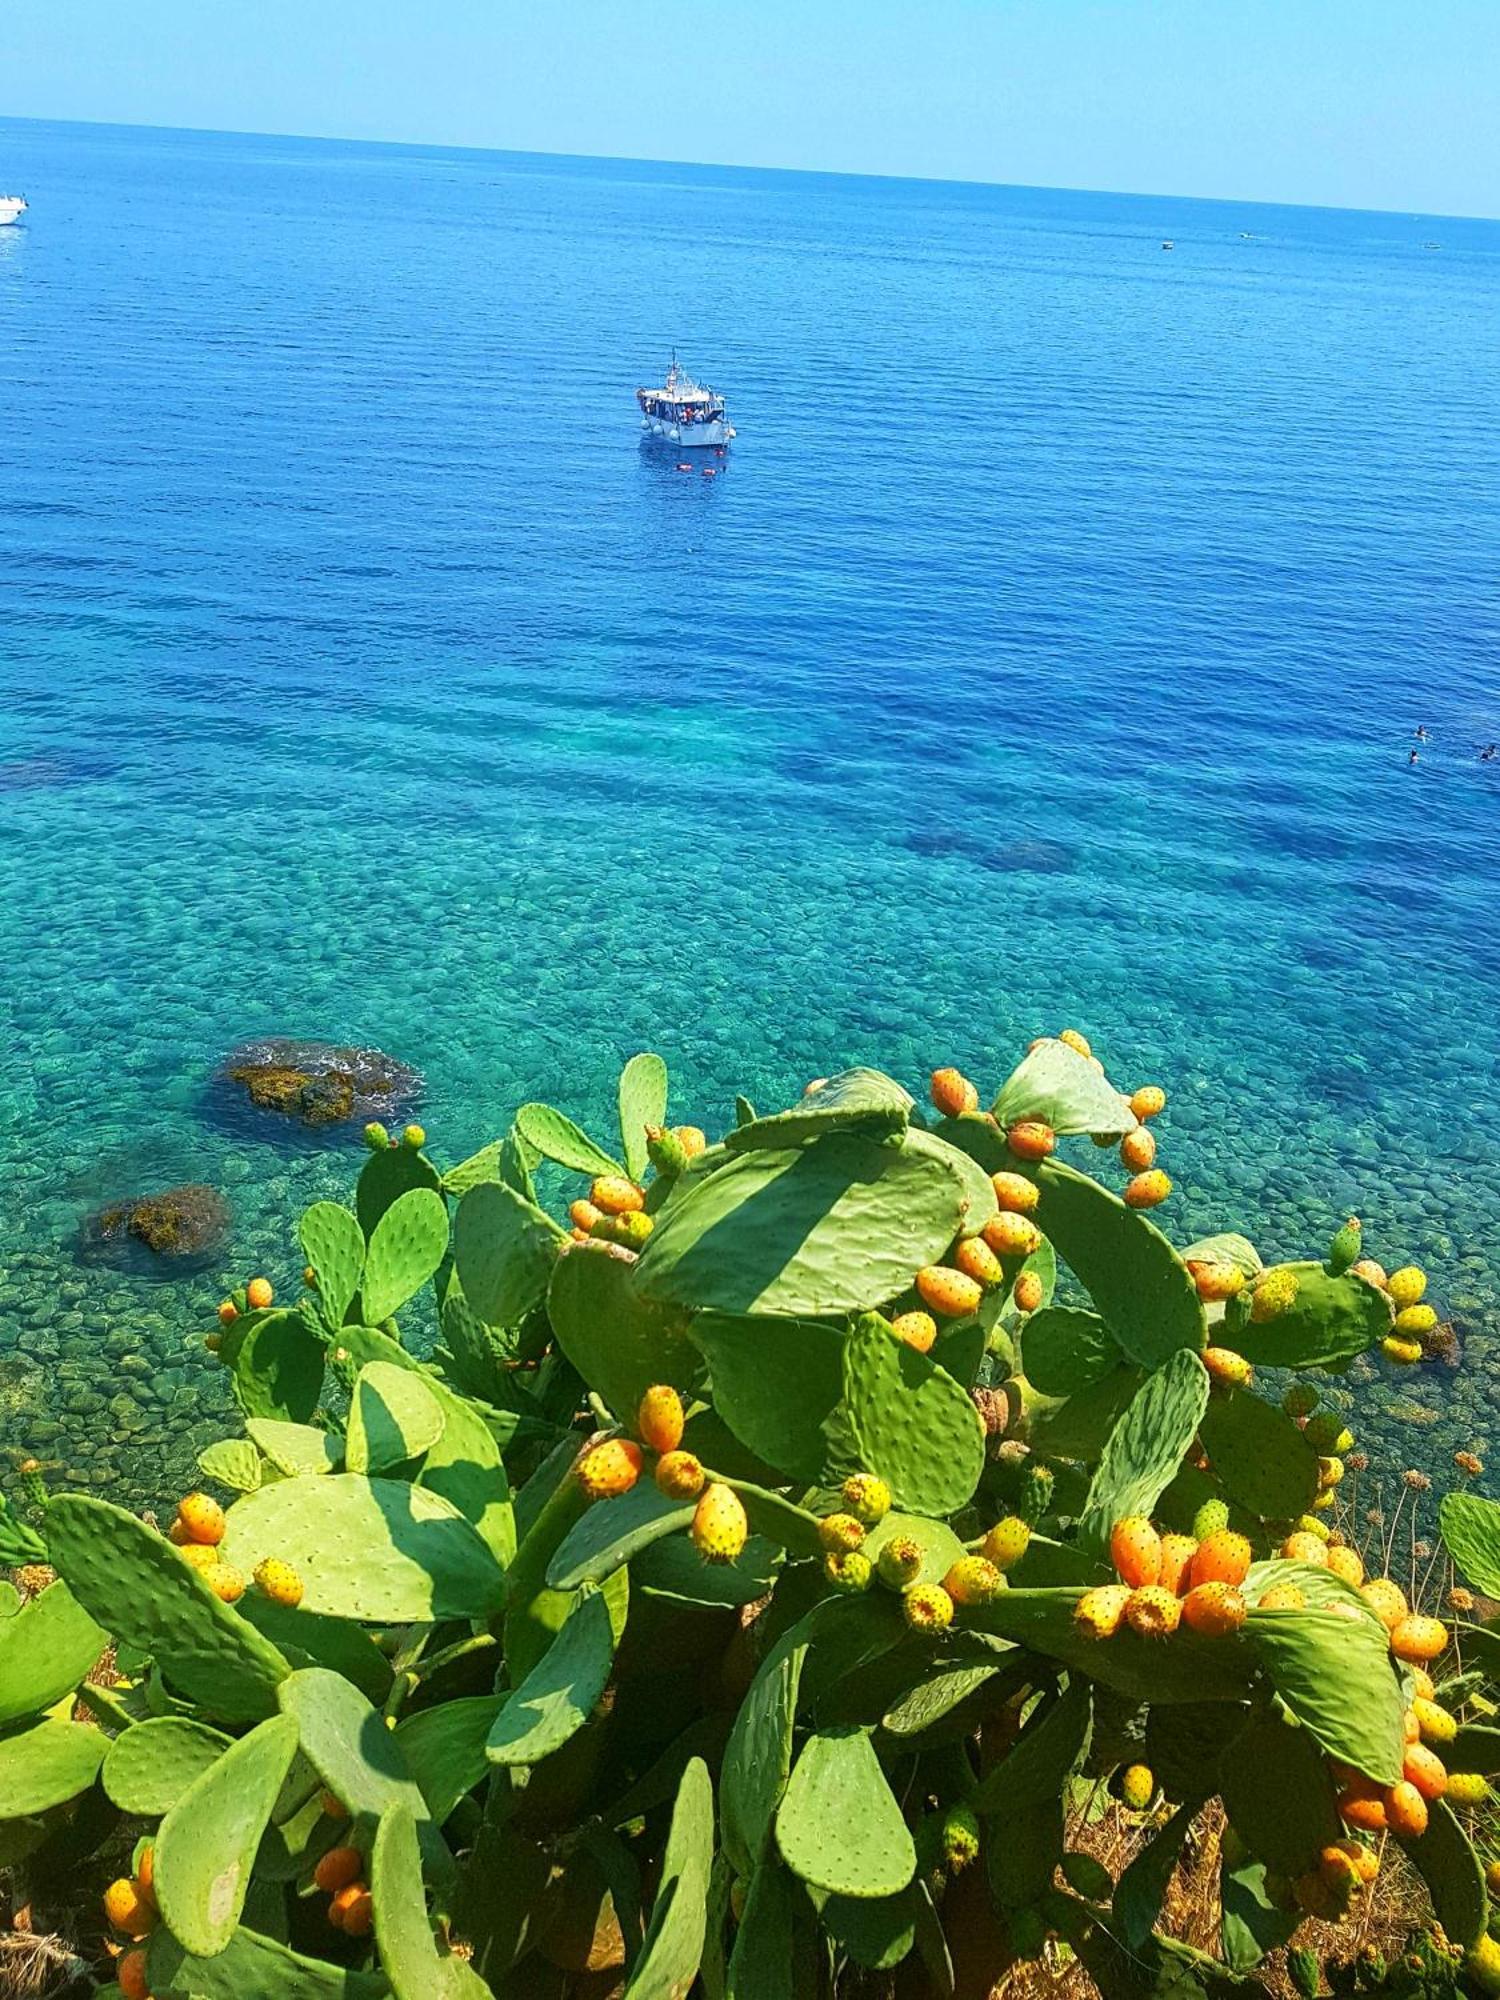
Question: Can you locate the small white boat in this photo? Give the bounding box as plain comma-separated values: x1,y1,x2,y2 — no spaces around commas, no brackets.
637,354,735,449
0,196,28,227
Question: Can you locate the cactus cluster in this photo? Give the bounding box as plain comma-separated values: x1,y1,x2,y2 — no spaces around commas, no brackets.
2,1035,1491,1998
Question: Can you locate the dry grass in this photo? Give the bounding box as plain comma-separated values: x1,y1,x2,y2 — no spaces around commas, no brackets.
0,1934,90,2000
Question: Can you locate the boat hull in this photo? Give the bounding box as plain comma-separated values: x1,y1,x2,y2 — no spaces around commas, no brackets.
0,205,25,227
640,415,734,448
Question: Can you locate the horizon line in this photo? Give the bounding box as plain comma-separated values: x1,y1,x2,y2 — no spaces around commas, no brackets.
2,111,1496,226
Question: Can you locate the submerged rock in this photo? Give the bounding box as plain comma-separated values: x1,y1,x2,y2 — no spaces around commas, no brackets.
220,1038,419,1129
81,1183,230,1269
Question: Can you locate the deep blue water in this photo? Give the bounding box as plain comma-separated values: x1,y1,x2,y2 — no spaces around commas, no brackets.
3,118,1500,1509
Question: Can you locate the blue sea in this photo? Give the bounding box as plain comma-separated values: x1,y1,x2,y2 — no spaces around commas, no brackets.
3,117,1500,1513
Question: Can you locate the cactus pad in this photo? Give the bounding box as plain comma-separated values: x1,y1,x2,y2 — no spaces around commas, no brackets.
102,1717,234,1815
1021,1307,1122,1398
246,1418,342,1477
344,1362,446,1474
198,1437,263,1492
452,1180,563,1331
617,1051,669,1181
992,1039,1137,1137
776,1726,915,1900
547,1239,698,1421
231,1308,326,1424
0,1718,107,1816
1406,1799,1487,1949
356,1137,442,1237
147,1924,387,1999
840,1313,985,1517
1078,1349,1210,1556
298,1201,366,1328
276,1669,442,1867
155,1714,299,1956
1246,1607,1404,1781
1440,1491,1500,1597
393,1696,504,1826
0,1579,106,1726
514,1100,624,1176
221,1474,506,1622
486,1589,617,1767
688,1310,846,1484
1216,1712,1340,1872
371,1804,491,1999
46,1494,291,1721
545,1481,695,1591
860,1512,967,1591
721,1606,819,1878
623,1757,715,1997
1197,1390,1319,1520
1229,1260,1393,1368
723,1067,914,1154
360,1187,449,1325
1033,1160,1206,1367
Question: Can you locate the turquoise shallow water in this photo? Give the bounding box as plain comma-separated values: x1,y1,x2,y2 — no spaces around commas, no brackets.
3,118,1500,1513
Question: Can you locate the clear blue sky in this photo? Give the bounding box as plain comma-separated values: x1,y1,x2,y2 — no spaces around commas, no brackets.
8,0,1498,218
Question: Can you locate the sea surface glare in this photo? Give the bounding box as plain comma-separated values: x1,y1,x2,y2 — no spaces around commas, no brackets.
2,118,1500,1507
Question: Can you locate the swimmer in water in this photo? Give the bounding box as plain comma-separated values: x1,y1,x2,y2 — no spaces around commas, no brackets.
1482,744,1497,762
1414,726,1430,742
1408,749,1420,766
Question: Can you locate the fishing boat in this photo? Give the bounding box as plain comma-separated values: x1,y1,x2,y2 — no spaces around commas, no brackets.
637,354,734,449
0,196,28,227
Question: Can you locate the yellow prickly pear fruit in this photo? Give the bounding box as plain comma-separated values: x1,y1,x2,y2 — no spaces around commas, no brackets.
1257,1584,1306,1610
981,1516,1031,1571
943,1556,1004,1607
636,1384,685,1456
1282,1532,1329,1566
954,1235,1004,1289
1295,1514,1331,1543
982,1212,1043,1259
818,1513,866,1555
655,1450,706,1500
103,1877,158,1938
1124,1585,1182,1638
1325,1547,1364,1587
1110,1516,1162,1588
402,1124,426,1149
1467,1936,1500,1997
246,1277,274,1310
1361,1578,1409,1630
1350,1257,1388,1289
253,1559,304,1608
1006,1121,1056,1161
692,1483,748,1564
590,1175,645,1216
1123,1170,1172,1209
1318,1843,1362,1893
930,1068,980,1118
578,1439,643,1499
990,1172,1040,1214
1012,1270,1044,1313
1120,1763,1155,1809
1447,1771,1492,1807
1390,1615,1449,1664
175,1492,226,1547
303,1265,318,1289
1382,1335,1424,1364
1485,1859,1500,1896
672,1125,708,1158
876,1537,925,1589
177,1543,218,1574
1129,1086,1166,1120
841,1473,891,1526
902,1583,955,1632
915,1266,983,1319
1414,1697,1456,1745
1119,1127,1156,1172
203,1562,245,1604
823,1550,873,1594
1158,1534,1197,1596
1304,1414,1354,1454
1394,1303,1437,1337
1318,1455,1344,1489
1250,1267,1299,1322
1058,1028,1092,1058
1074,1583,1131,1640
1187,1261,1245,1302
1182,1582,1246,1635
1202,1348,1252,1389
1387,1266,1427,1308
1190,1530,1251,1590
1410,1667,1436,1700
891,1311,937,1353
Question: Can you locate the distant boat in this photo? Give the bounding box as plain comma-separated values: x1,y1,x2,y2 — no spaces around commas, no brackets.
1161,240,1174,251
637,353,735,449
0,196,27,227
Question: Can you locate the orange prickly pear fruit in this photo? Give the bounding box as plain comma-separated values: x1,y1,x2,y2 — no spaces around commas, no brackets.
1403,1708,1421,1742
103,1877,158,1938
168,1518,191,1545
902,1583,955,1632
1125,1585,1182,1638
692,1483,748,1564
1318,1844,1362,1894
981,1516,1031,1571
253,1559,304,1608
1187,1261,1246,1302
331,1883,374,1935
578,1439,643,1499
1129,1086,1166,1120
1012,1270,1044,1313
135,1846,155,1899
1075,1583,1131,1640
217,1299,239,1325
1391,1615,1449,1663
930,1068,980,1118
1332,1838,1379,1885
915,1266,983,1319
569,1198,602,1234
177,1543,219,1575
983,1213,1043,1260
1120,1764,1155,1809
1158,1534,1197,1595
590,1175,645,1216
1257,1583,1307,1610
117,1947,152,2000
954,1235,1004,1288
1109,1517,1162,1589
1282,1531,1329,1566
246,1277,273,1310
655,1450,706,1500
818,1513,867,1555
1384,1780,1428,1840
1182,1582,1246,1635
944,1556,1004,1607
1402,1743,1448,1801
1362,1578,1409,1630
672,1125,708,1157
320,1791,349,1818
1006,1121,1056,1161
1202,1348,1252,1389
637,1384,685,1455
1119,1127,1156,1172
1414,1697,1456,1745
1189,1530,1251,1590
1337,1779,1388,1832
990,1172,1040,1214
1124,1170,1172,1209
891,1310,937,1353
1325,1547,1364,1587
842,1473,891,1526
1058,1028,1093,1058
204,1562,245,1604
176,1492,226,1546
314,1845,364,1892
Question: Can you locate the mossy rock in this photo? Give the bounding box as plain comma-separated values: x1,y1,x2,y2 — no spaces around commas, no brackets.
220,1038,420,1130
81,1184,230,1270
